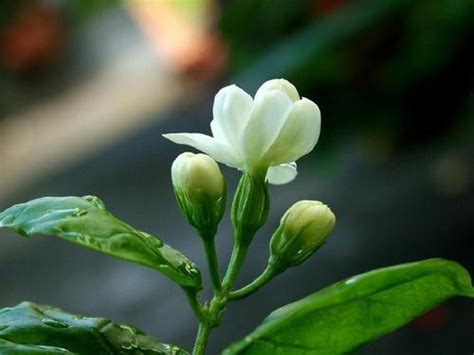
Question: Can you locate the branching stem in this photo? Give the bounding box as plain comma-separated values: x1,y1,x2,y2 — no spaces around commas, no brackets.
190,174,269,354
191,238,251,354
183,288,205,322
229,266,276,300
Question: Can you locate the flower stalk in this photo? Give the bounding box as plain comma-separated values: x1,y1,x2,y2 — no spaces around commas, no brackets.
201,235,222,293
229,265,277,301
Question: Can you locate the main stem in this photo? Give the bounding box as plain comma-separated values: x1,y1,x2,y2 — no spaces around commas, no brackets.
192,323,211,355
191,239,250,354
191,173,268,354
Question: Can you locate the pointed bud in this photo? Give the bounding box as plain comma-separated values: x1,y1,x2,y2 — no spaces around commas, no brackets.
172,152,226,237
269,200,335,271
231,172,269,245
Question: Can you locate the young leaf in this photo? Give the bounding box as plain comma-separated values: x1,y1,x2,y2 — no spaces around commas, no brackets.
0,302,188,355
0,196,202,290
224,258,474,355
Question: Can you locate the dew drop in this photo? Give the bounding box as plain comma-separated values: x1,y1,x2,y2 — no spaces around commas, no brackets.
17,227,30,238
82,195,106,209
345,277,357,285
72,208,87,217
42,318,69,329
37,345,70,353
121,343,136,351
0,215,15,226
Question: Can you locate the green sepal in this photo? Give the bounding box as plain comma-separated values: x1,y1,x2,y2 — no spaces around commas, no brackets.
0,302,188,354
224,258,474,355
0,196,202,290
231,173,269,244
174,183,226,239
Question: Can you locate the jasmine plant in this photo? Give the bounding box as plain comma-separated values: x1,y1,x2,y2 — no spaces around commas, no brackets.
0,79,472,354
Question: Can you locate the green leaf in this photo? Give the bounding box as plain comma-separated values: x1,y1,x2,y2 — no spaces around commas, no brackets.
224,258,474,355
0,196,202,290
0,302,188,354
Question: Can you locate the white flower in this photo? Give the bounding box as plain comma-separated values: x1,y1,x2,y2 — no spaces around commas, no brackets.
163,79,321,185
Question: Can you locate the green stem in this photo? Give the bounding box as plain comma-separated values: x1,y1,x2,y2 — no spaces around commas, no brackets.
202,237,222,293
229,266,277,300
192,323,211,355
183,288,204,322
222,241,249,292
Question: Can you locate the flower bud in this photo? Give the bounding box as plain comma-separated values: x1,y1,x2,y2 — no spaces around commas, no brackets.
231,172,269,245
172,152,226,237
269,200,335,271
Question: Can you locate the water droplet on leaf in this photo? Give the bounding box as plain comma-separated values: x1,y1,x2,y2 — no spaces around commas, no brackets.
72,208,87,217
345,277,357,285
82,195,106,210
0,215,15,226
42,318,69,328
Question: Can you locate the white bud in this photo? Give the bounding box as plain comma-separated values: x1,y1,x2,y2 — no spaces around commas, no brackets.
172,152,225,199
270,200,336,269
171,152,226,236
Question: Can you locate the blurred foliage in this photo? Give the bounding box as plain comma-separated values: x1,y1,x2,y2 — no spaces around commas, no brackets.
220,0,474,155
0,0,119,27
62,0,121,25
0,0,121,74
0,0,120,117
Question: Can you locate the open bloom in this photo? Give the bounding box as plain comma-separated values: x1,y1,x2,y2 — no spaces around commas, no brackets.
163,79,321,184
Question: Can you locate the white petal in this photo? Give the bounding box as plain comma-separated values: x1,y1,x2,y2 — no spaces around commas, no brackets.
241,90,293,167
211,84,254,147
266,163,298,185
255,79,300,103
163,133,241,168
263,98,321,165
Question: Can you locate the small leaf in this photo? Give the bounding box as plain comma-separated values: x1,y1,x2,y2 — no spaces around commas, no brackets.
224,258,474,355
0,302,188,354
0,196,202,290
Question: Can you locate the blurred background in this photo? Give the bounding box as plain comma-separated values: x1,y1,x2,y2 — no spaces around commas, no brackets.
0,0,473,353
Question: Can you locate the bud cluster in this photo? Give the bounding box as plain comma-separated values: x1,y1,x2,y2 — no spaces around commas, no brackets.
166,80,334,312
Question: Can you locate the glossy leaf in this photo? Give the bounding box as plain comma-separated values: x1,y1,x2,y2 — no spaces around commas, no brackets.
0,196,202,290
0,302,188,354
224,258,474,355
